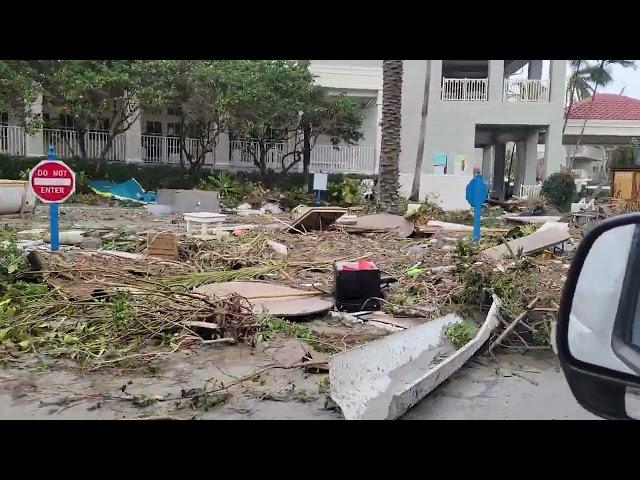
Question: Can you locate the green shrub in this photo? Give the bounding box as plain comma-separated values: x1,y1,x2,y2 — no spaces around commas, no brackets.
542,172,576,212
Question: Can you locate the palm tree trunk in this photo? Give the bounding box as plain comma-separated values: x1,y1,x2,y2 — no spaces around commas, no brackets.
378,60,403,214
409,61,430,202
570,60,606,170
563,60,581,135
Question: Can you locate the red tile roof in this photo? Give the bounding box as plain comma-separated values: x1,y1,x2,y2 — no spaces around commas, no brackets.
567,93,640,121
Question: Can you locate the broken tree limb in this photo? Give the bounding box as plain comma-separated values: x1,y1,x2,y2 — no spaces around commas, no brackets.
488,296,540,354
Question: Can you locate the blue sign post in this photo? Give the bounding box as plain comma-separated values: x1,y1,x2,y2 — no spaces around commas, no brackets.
465,172,488,242
47,146,60,252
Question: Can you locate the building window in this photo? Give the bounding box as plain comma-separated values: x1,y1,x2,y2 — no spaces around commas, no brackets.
145,121,162,136
93,118,110,132
167,106,182,117
59,114,75,130
167,122,182,137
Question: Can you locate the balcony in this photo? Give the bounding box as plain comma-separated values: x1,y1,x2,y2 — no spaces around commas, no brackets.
503,79,549,102
43,128,126,160
441,78,488,102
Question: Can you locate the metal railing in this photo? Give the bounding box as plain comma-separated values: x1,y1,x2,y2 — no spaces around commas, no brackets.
43,128,126,160
519,184,543,199
310,145,376,174
441,78,488,101
141,135,205,164
0,125,26,156
229,141,289,168
504,79,550,102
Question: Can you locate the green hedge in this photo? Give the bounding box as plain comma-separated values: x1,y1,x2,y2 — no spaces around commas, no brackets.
0,155,375,192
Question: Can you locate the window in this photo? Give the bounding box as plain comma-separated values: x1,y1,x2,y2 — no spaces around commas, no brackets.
167,106,182,116
0,112,8,126
145,121,162,136
93,118,110,132
167,122,182,137
59,114,75,130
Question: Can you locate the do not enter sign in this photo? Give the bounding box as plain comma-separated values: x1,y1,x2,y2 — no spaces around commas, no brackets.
29,160,76,203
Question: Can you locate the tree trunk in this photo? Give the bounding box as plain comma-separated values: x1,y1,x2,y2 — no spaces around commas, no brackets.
77,128,88,159
96,134,116,176
409,61,430,202
378,60,403,214
302,121,311,190
258,145,268,177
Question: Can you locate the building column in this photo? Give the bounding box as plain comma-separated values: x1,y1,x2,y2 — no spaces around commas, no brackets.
492,142,506,200
549,60,567,104
482,146,493,183
429,60,442,103
374,88,383,174
488,60,505,102
528,60,543,80
214,132,231,168
543,124,565,177
124,115,143,163
514,140,526,195
25,93,44,158
524,131,539,184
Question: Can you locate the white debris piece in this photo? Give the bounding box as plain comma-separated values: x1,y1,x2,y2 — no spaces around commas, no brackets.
329,296,502,420
266,240,288,257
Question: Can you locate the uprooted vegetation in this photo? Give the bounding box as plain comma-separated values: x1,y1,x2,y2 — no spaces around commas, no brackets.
0,193,568,374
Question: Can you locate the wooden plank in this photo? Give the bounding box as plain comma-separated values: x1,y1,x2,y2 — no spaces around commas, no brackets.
146,233,179,260
481,222,570,261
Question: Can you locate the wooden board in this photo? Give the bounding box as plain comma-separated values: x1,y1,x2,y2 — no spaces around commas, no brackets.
288,207,348,233
146,233,179,260
193,281,334,317
343,213,414,238
481,222,570,261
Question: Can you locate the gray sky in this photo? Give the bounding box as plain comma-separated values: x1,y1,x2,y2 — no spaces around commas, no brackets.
599,62,640,97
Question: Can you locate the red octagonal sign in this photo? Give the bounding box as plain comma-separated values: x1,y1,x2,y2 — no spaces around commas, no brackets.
29,160,76,203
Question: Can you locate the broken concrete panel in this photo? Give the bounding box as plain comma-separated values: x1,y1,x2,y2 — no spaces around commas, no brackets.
329,313,461,420
156,189,220,214
329,297,502,420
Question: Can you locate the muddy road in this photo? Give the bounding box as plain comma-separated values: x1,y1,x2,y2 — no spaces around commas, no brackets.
0,349,595,420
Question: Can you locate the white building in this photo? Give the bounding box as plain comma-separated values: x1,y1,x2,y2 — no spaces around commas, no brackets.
1,60,567,208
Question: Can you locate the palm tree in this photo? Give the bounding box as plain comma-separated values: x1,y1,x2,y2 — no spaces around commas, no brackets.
409,61,430,202
378,60,403,213
568,60,636,169
564,60,635,134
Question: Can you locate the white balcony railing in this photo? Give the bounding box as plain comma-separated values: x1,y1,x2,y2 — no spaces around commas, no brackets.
229,141,289,168
504,79,550,102
43,128,126,160
141,135,205,164
441,78,488,101
310,145,376,174
519,184,543,199
229,141,376,174
0,125,26,156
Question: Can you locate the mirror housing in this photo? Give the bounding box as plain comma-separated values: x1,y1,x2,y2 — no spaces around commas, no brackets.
557,213,640,420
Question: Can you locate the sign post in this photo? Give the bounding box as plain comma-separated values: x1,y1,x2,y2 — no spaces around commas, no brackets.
29,146,76,252
465,170,488,242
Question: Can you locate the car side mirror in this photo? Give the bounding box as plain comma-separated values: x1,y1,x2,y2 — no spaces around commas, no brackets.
557,213,640,419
